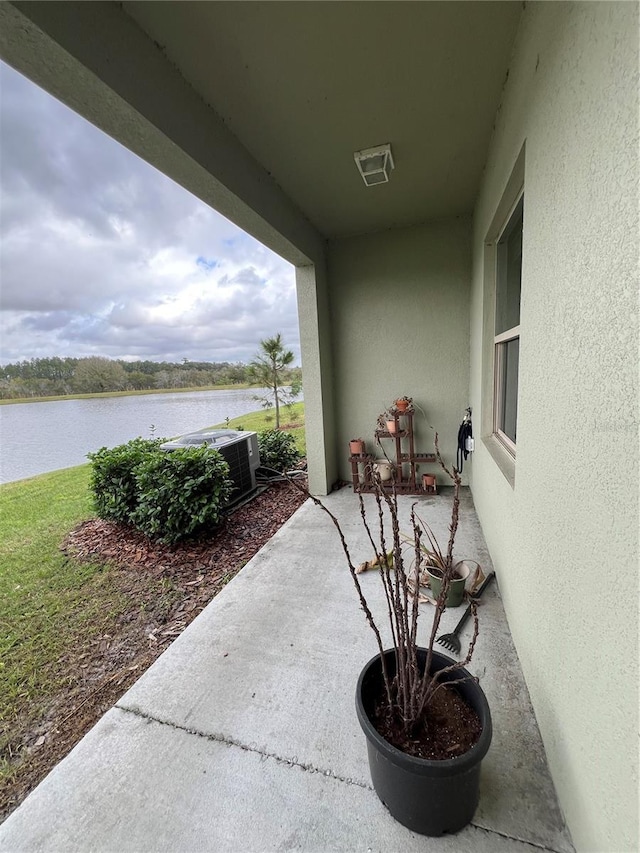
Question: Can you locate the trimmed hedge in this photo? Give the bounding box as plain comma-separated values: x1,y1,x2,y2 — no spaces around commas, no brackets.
257,429,300,473
88,438,233,544
131,446,232,544
88,438,163,524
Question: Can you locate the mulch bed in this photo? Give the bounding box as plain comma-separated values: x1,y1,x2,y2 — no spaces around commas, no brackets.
0,480,307,822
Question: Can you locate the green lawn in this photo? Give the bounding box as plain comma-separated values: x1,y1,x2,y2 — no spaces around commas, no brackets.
0,464,196,797
213,401,306,457
0,466,125,775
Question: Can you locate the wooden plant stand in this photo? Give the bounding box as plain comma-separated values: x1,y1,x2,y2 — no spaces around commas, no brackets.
349,409,438,495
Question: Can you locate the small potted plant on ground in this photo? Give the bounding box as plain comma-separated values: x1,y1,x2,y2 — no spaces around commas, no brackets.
291,434,492,836
422,472,437,493
425,560,470,608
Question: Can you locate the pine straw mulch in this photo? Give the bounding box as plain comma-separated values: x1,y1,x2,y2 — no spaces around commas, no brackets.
1,480,307,822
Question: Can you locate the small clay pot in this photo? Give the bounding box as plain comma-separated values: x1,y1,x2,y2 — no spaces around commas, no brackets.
350,439,365,455
395,399,410,412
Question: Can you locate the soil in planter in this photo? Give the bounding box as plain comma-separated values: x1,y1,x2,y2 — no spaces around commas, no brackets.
372,682,482,760
428,566,464,581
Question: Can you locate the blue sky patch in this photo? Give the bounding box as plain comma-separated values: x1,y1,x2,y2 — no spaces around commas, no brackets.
196,256,218,271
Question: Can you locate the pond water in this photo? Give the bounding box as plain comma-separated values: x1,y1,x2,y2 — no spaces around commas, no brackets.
0,388,276,484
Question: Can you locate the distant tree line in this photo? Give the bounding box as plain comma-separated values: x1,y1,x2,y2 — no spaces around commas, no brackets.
0,356,302,400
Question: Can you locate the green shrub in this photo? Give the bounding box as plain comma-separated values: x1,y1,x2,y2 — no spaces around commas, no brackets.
257,429,300,473
88,438,164,523
131,446,233,544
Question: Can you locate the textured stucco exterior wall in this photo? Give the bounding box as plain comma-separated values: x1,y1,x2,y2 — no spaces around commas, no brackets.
328,219,471,481
296,261,337,495
469,4,639,851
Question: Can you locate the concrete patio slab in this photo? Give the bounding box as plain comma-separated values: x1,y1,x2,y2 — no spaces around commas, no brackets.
0,707,555,853
0,487,574,853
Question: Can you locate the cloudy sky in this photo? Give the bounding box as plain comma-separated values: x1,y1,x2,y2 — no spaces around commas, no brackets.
0,61,300,366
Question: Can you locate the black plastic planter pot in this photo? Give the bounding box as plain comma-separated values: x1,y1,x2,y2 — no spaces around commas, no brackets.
355,648,492,836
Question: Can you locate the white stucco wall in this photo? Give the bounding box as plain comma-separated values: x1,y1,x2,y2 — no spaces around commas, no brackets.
469,4,639,851
328,218,471,482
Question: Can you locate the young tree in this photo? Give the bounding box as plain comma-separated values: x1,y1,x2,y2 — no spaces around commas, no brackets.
248,333,299,429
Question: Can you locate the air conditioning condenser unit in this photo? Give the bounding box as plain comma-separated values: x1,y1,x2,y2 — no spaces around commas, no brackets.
160,429,260,504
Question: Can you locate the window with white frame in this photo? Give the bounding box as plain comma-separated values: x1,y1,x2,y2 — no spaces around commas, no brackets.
493,194,523,455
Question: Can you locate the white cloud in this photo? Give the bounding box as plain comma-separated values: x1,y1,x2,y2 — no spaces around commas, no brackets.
0,61,300,365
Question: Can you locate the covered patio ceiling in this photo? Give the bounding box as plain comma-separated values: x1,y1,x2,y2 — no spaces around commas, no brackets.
0,1,522,260
122,1,522,238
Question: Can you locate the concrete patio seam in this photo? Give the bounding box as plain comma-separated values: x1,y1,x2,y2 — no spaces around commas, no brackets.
115,704,568,853
115,702,373,791
469,821,573,853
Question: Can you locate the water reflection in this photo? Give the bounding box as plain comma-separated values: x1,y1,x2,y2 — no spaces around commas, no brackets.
0,388,278,484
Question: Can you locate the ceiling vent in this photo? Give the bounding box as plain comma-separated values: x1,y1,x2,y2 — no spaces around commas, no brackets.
354,143,394,187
